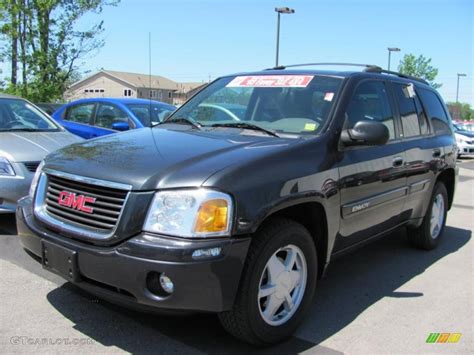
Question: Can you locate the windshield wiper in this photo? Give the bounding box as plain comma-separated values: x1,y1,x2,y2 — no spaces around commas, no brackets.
157,117,202,130
210,122,279,137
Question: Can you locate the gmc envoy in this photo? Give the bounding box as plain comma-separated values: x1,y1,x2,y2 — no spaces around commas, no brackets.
17,64,458,346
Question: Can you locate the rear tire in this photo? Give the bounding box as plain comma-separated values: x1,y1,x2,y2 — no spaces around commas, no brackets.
407,182,448,250
219,218,317,346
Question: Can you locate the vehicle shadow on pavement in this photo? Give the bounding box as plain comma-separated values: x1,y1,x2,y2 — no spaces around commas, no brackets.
46,284,334,354
45,226,470,354
296,226,471,344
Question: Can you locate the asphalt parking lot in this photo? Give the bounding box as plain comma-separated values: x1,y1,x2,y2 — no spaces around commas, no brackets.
0,160,472,354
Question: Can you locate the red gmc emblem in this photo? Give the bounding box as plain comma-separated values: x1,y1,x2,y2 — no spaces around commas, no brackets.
58,191,96,214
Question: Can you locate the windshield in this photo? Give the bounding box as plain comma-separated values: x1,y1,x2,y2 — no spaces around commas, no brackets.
127,103,176,126
0,98,60,132
166,74,343,136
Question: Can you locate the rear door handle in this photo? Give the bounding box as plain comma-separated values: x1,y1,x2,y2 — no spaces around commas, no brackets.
432,149,441,158
392,156,404,167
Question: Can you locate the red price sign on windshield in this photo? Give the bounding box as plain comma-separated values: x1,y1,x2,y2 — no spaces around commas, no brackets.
227,75,314,88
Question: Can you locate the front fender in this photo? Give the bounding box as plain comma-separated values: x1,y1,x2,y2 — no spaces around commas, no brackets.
229,168,341,268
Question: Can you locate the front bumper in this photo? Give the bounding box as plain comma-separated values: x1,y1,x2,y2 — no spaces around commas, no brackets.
0,162,32,213
16,197,251,313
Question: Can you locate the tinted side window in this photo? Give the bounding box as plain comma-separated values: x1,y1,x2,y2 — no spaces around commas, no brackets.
345,81,396,140
66,104,94,124
95,104,128,129
414,94,429,135
393,83,426,138
418,89,451,135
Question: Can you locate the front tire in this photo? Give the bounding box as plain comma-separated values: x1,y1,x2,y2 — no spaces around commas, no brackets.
219,218,317,346
407,182,448,250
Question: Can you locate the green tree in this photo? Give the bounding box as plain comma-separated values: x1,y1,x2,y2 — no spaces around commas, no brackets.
0,0,119,101
398,54,442,89
0,0,19,85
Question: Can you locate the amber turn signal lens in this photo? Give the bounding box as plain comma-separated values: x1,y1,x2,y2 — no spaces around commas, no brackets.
194,199,229,233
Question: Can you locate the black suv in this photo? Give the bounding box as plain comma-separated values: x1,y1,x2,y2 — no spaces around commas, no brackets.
17,64,458,346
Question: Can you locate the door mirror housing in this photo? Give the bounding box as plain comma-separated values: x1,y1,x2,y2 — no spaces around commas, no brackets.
341,120,390,146
112,121,130,131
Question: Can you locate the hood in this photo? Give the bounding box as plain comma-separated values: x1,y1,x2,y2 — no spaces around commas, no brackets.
45,127,299,190
0,131,83,162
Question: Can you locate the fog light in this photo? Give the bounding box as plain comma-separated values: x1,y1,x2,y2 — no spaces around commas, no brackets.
192,247,222,259
146,271,174,297
159,273,174,294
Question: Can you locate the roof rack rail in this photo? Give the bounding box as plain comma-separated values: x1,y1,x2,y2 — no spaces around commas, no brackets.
363,66,429,85
267,62,382,71
266,62,429,85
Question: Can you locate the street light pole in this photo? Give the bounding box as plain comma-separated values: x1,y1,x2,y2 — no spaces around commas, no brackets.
275,7,295,67
276,11,281,67
387,47,401,71
456,73,467,103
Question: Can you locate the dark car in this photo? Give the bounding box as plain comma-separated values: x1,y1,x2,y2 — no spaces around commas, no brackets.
17,64,458,346
52,98,176,139
35,103,64,116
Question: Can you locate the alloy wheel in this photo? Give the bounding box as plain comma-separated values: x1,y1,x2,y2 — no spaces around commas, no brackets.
258,244,307,326
430,193,445,239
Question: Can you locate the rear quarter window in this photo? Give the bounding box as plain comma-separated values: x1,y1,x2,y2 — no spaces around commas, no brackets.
417,88,451,136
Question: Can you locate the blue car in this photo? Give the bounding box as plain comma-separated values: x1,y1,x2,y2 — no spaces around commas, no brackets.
52,98,176,139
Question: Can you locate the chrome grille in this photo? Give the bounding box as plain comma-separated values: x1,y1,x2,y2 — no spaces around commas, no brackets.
44,174,128,231
24,161,40,172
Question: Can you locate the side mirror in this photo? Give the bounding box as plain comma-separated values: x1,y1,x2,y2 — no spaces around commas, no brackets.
112,121,130,131
341,120,389,146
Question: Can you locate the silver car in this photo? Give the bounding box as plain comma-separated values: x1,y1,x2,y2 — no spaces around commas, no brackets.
0,93,82,213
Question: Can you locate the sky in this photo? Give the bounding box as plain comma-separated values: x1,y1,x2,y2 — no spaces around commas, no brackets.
4,0,474,104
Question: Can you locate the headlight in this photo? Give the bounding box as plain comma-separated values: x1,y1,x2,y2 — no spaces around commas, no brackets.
457,137,466,143
143,189,233,238
29,161,45,198
0,157,15,176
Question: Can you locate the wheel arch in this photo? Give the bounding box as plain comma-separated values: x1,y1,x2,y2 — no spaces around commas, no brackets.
436,167,456,210
258,201,329,279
